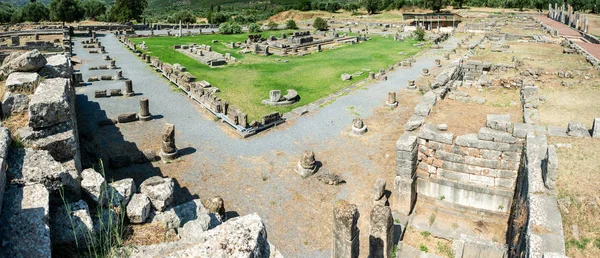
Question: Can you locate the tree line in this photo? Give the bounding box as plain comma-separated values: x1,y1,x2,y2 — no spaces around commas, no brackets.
0,0,147,24
2,0,600,25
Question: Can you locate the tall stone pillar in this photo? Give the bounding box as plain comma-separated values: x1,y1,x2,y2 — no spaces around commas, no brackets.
369,205,394,258
332,200,359,258
179,20,182,37
139,98,152,121
394,132,417,216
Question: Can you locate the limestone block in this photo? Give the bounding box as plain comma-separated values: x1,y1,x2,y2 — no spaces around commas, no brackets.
16,122,77,162
593,118,600,138
0,49,47,75
0,184,50,257
127,193,152,223
0,128,9,216
7,148,78,196
117,112,138,123
512,123,546,138
547,126,568,137
405,115,425,131
545,145,558,190
369,205,394,258
81,168,107,205
109,178,136,206
478,127,516,143
153,199,221,231
332,200,359,258
28,78,71,129
5,72,39,92
566,122,590,137
373,178,386,201
486,114,512,133
178,215,212,240
393,177,414,216
140,176,174,211
341,73,352,81
419,123,454,144
39,54,72,78
138,213,268,257
51,200,93,246
413,102,432,116
2,92,29,117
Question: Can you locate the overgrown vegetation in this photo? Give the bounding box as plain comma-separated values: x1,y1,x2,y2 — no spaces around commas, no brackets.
60,161,127,257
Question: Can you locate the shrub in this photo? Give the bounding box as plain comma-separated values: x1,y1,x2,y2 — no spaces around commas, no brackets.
267,20,278,30
248,23,262,33
414,26,425,41
285,19,297,30
313,17,328,31
219,22,242,34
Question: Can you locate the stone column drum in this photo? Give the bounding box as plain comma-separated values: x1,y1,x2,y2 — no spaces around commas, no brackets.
394,132,418,215
124,80,135,97
351,118,367,136
386,91,398,107
332,200,359,258
160,123,178,161
369,205,394,258
139,98,152,121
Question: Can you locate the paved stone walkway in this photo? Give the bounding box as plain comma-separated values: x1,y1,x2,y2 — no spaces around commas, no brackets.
73,33,458,257
537,15,600,61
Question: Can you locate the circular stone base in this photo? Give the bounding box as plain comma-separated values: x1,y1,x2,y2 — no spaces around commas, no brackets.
160,150,178,162
139,114,152,121
296,162,317,177
125,92,135,97
407,85,417,90
422,73,430,76
386,101,398,107
351,125,368,136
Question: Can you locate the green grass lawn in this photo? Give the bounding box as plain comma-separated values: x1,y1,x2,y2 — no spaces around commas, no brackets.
131,31,422,121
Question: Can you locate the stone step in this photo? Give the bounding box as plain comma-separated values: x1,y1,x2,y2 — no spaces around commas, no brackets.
0,184,51,258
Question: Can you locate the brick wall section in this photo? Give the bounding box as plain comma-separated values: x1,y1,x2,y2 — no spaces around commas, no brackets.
395,114,525,216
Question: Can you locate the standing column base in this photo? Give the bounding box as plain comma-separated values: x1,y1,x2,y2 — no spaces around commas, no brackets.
160,150,178,162
139,114,152,121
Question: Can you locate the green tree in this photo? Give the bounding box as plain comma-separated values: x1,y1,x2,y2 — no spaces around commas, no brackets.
285,19,298,30
108,0,147,23
82,0,106,20
298,0,312,11
21,2,49,22
49,0,84,22
0,3,18,23
424,0,445,12
248,22,262,33
267,20,278,30
313,17,328,31
414,26,425,41
453,0,465,9
210,12,228,24
363,0,380,15
168,10,195,24
218,21,242,34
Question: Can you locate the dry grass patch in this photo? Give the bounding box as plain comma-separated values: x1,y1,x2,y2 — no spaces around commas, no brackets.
402,227,454,257
549,137,600,258
426,87,522,135
124,222,178,246
539,85,600,128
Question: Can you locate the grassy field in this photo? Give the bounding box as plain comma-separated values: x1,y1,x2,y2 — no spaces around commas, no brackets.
131,31,422,121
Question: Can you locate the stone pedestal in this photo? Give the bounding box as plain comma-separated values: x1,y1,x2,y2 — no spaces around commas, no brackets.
369,72,375,80
369,205,393,258
160,123,178,162
109,60,116,69
100,46,106,53
124,80,134,97
435,59,441,67
332,200,359,258
351,118,367,136
422,68,430,76
139,98,152,121
73,73,83,85
386,91,398,107
296,150,317,177
115,71,123,80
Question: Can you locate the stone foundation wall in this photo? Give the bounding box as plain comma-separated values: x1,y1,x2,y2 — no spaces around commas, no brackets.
507,132,566,258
